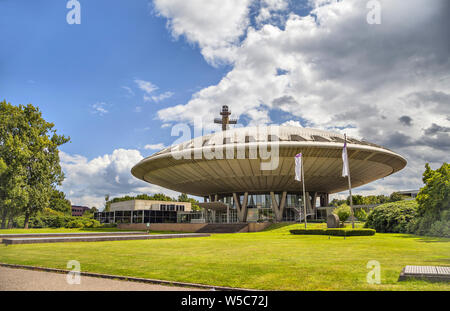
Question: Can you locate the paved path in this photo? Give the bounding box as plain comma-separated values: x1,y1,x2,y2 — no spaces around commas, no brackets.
0,267,201,291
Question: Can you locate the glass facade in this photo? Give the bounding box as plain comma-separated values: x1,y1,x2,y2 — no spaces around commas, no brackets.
94,192,323,225
215,192,310,222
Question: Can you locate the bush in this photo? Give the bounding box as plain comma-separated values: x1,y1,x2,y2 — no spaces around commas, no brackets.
333,204,351,224
290,228,375,236
354,208,367,221
364,200,418,233
427,220,450,238
10,215,101,229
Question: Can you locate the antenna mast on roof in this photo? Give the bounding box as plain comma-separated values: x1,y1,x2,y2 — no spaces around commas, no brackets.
214,105,237,131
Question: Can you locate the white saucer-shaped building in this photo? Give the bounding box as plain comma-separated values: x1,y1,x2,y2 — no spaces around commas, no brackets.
131,121,407,223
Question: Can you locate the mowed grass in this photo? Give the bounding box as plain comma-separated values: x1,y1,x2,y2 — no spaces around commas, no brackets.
0,223,449,290
0,228,184,235
0,228,137,234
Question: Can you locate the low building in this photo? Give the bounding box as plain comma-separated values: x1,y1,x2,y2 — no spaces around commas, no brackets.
397,190,420,200
94,200,195,224
71,205,90,217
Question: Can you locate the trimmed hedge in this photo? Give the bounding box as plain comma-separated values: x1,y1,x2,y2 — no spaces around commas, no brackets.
13,215,100,229
290,228,376,236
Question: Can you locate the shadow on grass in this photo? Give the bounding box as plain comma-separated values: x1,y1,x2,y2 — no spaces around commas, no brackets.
262,223,293,232
395,233,450,243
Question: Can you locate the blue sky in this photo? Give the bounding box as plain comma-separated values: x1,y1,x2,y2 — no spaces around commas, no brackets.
1,0,448,207
0,0,228,158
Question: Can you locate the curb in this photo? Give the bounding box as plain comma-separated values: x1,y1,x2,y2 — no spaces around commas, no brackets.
0,262,254,291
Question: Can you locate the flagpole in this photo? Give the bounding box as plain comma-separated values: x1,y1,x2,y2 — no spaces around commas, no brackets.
301,155,307,229
344,134,355,229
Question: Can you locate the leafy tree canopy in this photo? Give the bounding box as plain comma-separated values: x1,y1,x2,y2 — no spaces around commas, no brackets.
0,101,69,228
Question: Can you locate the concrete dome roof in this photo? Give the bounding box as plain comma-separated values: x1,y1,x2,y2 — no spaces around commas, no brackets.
131,126,407,196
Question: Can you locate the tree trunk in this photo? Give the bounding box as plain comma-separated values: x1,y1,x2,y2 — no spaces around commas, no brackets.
24,211,30,229
1,209,7,229
7,215,14,229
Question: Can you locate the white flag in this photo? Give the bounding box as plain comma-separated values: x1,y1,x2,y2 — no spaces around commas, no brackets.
295,153,302,181
342,140,349,177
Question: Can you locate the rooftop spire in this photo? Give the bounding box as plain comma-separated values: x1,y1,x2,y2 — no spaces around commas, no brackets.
214,105,237,131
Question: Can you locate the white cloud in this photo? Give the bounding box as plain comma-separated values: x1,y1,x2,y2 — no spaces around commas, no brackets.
144,143,166,150
134,79,158,94
153,0,253,65
151,91,174,102
122,86,135,96
60,149,179,209
154,0,450,193
91,102,109,116
281,120,303,127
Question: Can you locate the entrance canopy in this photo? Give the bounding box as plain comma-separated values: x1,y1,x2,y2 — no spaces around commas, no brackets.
198,202,228,211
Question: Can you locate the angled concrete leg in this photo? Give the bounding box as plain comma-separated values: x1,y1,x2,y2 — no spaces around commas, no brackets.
270,191,287,222
233,192,248,222
305,192,311,214
270,192,279,221
280,191,287,220
310,192,317,219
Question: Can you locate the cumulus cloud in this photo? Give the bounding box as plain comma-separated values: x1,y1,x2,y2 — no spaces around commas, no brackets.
60,149,178,209
144,143,166,150
281,120,303,127
154,0,450,194
153,0,253,65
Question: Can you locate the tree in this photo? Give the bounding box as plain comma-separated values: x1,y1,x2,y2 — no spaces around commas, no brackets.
0,101,69,228
178,193,200,211
388,192,404,202
347,195,364,205
178,193,189,202
49,189,71,215
152,193,174,201
104,194,111,212
333,204,351,226
413,163,450,235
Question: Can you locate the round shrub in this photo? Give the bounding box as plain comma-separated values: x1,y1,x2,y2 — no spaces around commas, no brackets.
364,200,418,233
333,204,351,224
354,208,367,221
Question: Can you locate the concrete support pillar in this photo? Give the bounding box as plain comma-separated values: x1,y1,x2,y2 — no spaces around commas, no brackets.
270,191,287,222
310,192,318,219
306,192,312,214
233,192,248,222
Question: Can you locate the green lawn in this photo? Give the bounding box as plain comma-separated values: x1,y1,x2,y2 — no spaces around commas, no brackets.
0,228,184,235
0,228,137,234
0,223,449,290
